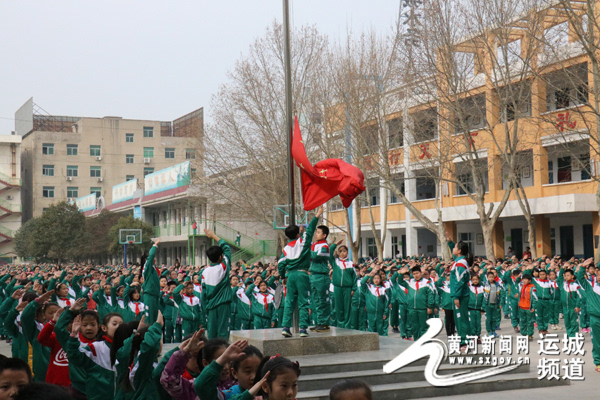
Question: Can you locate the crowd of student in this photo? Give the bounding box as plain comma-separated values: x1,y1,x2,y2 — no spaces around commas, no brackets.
0,207,598,399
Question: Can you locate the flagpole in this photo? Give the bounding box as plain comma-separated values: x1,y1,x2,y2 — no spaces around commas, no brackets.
283,0,299,334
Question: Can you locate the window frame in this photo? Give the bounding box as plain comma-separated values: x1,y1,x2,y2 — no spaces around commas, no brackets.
90,145,101,157
42,186,55,198
144,147,154,158
144,167,154,176
143,127,154,138
185,148,196,159
67,187,78,198
90,166,101,178
126,133,134,143
165,148,175,159
66,144,78,156
42,165,54,177
66,165,78,177
126,154,134,164
42,143,54,155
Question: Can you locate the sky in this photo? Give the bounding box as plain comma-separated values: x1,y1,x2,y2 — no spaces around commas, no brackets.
0,0,400,134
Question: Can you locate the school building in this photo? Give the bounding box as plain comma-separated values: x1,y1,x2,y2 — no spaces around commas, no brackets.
327,2,599,260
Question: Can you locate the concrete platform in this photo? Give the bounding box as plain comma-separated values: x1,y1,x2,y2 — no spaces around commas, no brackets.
229,327,380,357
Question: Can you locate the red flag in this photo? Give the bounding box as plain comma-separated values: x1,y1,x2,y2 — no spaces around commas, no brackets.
291,116,365,210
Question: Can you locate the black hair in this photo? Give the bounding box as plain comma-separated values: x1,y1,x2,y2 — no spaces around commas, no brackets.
329,379,372,400
337,245,348,254
102,312,123,326
411,266,421,273
0,357,32,381
487,271,495,276
167,280,177,287
456,241,474,266
256,356,301,397
111,321,140,367
538,269,547,275
128,287,142,302
206,246,224,263
120,324,150,392
316,225,329,238
202,338,228,364
231,345,263,372
284,225,300,241
38,302,59,320
15,382,74,400
22,292,38,303
512,269,522,276
522,274,533,281
564,268,574,276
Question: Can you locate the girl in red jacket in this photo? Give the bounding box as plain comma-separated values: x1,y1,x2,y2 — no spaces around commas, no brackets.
37,307,72,387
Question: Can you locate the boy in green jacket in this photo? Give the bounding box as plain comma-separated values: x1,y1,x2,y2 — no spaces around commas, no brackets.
558,267,582,338
575,259,600,372
483,271,503,337
173,281,202,338
398,266,434,340
278,207,324,338
468,274,485,338
202,228,233,339
309,225,332,332
329,240,356,329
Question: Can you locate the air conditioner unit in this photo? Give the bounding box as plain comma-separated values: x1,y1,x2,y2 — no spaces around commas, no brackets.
66,176,73,181
67,198,74,202
97,177,103,182
6,196,13,200
144,158,151,164
95,156,102,161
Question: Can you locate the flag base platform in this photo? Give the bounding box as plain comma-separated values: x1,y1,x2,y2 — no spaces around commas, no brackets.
229,327,379,357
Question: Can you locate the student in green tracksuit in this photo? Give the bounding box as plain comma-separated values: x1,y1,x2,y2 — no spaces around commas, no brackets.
531,268,553,334
173,281,202,337
142,238,161,325
468,274,485,337
361,270,389,336
548,270,562,330
575,260,600,372
483,272,503,337
395,270,412,339
160,281,177,343
329,241,357,329
309,225,332,332
1,291,31,361
230,276,239,330
279,207,324,338
398,266,434,340
92,280,115,320
435,270,455,337
246,281,277,329
449,240,472,346
202,228,233,339
502,268,522,332
233,285,253,329
557,267,582,338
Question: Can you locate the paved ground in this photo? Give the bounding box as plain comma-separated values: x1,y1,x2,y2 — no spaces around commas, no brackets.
1,312,597,399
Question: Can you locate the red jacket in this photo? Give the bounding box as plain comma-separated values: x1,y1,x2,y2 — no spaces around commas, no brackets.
37,321,70,387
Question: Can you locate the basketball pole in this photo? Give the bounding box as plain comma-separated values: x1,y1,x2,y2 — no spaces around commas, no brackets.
123,243,127,268
283,0,300,334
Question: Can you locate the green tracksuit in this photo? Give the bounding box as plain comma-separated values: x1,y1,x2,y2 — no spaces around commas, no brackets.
3,305,29,362
449,244,471,345
361,277,389,336
398,274,434,340
92,290,114,320
54,309,87,394
532,277,554,332
160,292,175,343
202,239,233,339
502,270,521,328
468,283,485,336
436,278,454,334
151,347,178,400
395,280,411,338
21,300,50,382
483,281,503,335
549,280,561,325
310,239,332,327
173,285,203,337
195,360,254,400
329,244,357,329
576,268,600,366
278,216,319,330
558,269,582,338
234,286,253,329
128,322,162,400
142,244,160,325
246,284,277,329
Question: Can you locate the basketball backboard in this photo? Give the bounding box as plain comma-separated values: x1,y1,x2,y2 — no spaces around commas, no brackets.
119,229,143,245
273,205,309,230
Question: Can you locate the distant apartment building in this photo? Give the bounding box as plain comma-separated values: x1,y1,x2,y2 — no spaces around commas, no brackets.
15,98,203,221
0,134,22,263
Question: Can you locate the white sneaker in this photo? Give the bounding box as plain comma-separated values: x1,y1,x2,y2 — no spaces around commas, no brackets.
551,325,557,330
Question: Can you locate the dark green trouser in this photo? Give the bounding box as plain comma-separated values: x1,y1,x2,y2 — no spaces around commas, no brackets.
581,301,590,328
549,300,561,324
358,303,368,331
454,296,470,345
164,318,174,343
590,314,600,366
468,309,482,336
174,323,182,342
276,306,285,328
399,305,410,338
485,305,500,334
253,316,272,329
182,319,201,338
409,309,428,340
333,286,352,328
519,308,534,336
241,319,253,330
563,306,580,338
282,271,311,329
367,309,386,336
207,302,232,339
535,299,550,331
143,293,159,325
390,301,399,328
510,297,520,328
310,273,331,326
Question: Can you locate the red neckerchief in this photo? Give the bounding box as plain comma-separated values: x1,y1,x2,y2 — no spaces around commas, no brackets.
102,335,113,344
376,286,381,297
182,369,194,381
311,239,327,251
261,293,269,312
566,279,575,297
78,332,95,344
133,302,140,316
59,297,72,306
416,280,420,291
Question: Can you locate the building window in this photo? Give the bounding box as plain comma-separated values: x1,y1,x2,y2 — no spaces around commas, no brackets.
361,125,379,155
143,127,154,138
165,148,175,159
453,94,486,133
502,150,534,189
67,144,78,156
90,145,101,157
66,166,78,177
547,140,591,184
387,117,403,148
42,143,54,155
415,169,437,200
545,63,588,111
499,83,531,122
144,167,154,176
90,166,101,178
389,174,406,204
144,147,154,158
391,236,399,258
459,232,474,253
126,175,135,181
42,165,54,176
191,168,197,178
126,154,134,164
367,238,377,258
126,133,134,143
455,160,489,195
67,187,78,198
43,186,54,198
412,108,438,142
186,148,196,159
367,179,380,206
90,187,101,197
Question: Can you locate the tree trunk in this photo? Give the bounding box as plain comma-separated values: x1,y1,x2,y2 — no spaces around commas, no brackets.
481,221,496,262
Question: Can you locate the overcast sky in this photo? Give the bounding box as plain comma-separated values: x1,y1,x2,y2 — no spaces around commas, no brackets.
0,1,399,135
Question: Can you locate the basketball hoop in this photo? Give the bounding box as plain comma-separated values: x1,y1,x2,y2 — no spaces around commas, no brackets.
128,241,133,245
